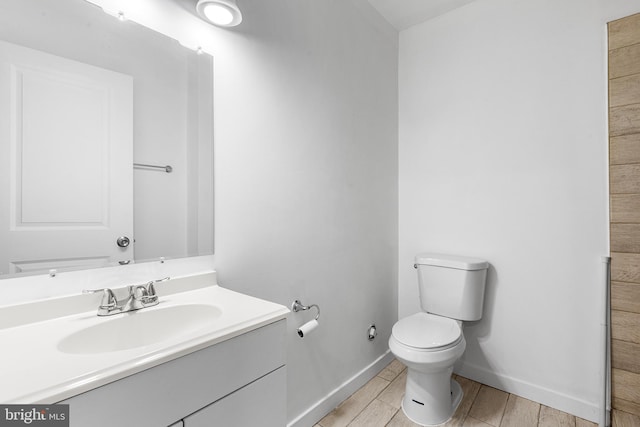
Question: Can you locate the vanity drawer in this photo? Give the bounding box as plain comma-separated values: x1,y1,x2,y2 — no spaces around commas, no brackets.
183,366,286,427
60,320,286,427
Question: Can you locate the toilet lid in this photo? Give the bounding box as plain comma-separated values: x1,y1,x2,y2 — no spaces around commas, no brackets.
392,312,462,349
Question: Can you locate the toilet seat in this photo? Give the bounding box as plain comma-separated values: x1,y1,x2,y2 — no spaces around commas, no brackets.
392,312,462,351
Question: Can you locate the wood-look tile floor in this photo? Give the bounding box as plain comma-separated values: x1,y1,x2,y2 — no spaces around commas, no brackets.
315,359,640,427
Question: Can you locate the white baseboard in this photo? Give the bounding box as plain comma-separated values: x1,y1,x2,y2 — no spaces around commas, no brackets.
287,350,395,427
456,361,601,423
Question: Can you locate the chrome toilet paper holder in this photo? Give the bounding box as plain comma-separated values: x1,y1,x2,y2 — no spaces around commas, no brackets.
291,300,320,320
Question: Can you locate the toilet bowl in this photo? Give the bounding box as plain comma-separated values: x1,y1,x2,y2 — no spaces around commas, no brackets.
389,313,466,426
389,253,488,426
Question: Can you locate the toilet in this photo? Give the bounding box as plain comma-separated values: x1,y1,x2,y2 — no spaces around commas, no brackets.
389,253,488,426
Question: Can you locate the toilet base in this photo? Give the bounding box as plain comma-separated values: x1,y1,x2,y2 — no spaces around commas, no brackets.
401,372,463,426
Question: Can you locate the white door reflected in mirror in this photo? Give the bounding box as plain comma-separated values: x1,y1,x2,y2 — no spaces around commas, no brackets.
0,40,133,275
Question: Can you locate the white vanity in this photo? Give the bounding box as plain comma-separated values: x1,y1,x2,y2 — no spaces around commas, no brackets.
0,272,289,427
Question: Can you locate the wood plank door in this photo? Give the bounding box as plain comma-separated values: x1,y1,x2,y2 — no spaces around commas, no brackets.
0,40,133,275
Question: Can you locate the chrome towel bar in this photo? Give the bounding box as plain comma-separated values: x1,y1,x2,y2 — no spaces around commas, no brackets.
134,163,173,173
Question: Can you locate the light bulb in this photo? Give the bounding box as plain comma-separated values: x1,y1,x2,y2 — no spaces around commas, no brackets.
196,0,242,27
203,4,234,26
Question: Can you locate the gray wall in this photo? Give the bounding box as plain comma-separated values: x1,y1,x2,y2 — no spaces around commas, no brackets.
210,0,399,422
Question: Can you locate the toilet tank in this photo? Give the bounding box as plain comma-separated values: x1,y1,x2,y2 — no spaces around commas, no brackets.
415,253,489,321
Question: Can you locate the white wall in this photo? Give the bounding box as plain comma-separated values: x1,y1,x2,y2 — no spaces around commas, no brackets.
210,0,398,424
399,0,640,421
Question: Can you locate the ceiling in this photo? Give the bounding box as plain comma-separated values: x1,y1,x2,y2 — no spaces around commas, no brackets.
366,0,479,31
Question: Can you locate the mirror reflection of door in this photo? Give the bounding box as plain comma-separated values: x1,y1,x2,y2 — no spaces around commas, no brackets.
0,40,133,275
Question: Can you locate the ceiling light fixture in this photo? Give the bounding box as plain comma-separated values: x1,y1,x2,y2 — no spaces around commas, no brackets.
196,0,242,27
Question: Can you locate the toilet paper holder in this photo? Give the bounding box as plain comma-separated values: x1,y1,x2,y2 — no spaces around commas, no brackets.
291,300,320,320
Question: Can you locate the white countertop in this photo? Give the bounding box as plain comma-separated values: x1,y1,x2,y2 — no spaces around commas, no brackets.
0,273,289,404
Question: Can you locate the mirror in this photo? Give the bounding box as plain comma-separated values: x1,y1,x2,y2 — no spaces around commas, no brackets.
0,0,214,278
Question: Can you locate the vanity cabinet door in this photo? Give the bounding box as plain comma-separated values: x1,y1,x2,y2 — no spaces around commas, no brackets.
183,367,286,427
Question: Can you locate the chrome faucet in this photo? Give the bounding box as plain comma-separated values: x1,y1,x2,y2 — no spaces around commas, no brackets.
84,277,170,316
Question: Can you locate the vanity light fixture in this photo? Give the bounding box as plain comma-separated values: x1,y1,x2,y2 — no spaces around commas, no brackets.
196,0,242,27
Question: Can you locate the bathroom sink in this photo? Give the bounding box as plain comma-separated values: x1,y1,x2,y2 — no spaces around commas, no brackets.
57,304,222,354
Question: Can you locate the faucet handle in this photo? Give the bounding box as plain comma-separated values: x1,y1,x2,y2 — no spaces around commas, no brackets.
83,288,117,309
147,277,170,297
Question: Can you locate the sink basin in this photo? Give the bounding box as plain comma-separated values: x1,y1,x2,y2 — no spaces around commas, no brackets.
57,304,222,354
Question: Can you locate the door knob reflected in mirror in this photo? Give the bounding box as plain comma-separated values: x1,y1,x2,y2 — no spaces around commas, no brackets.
116,236,131,248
